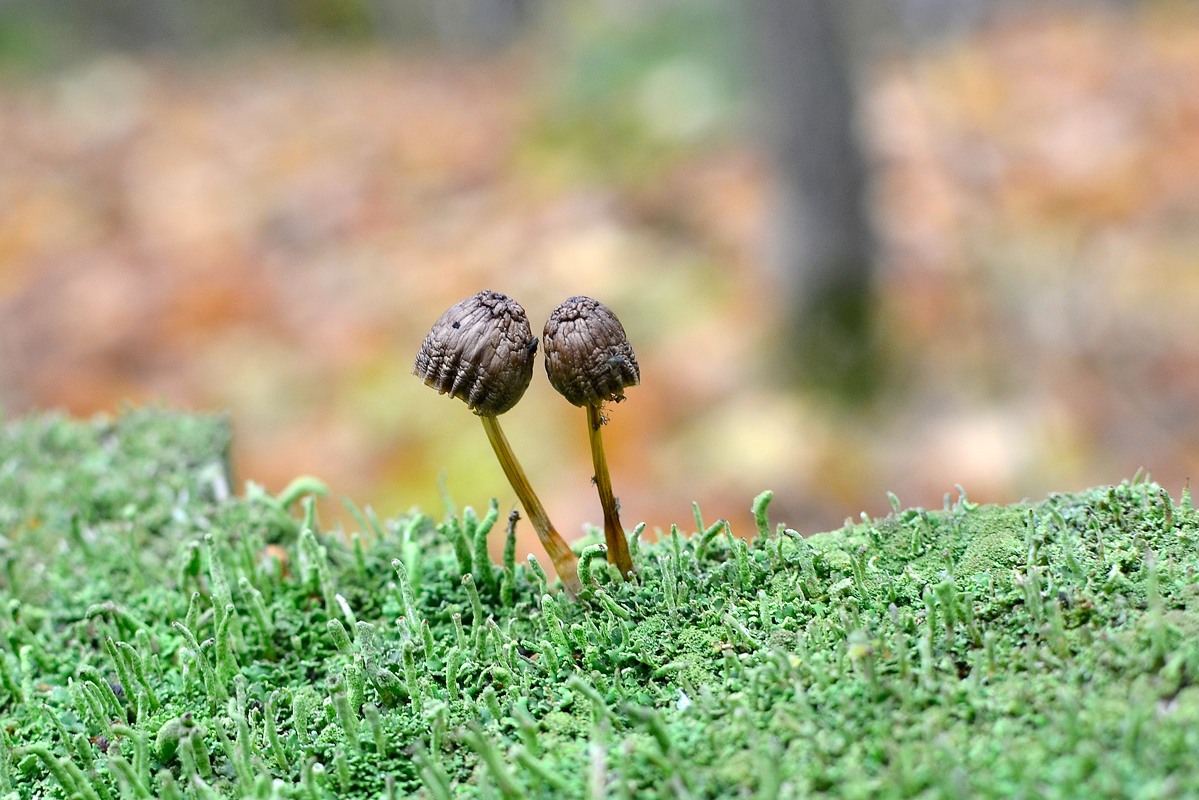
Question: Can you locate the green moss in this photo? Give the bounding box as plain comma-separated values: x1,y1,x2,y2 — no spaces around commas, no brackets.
2,409,1199,799
959,531,1021,576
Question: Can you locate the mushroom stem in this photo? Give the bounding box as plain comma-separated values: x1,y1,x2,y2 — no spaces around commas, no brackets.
480,414,582,598
586,403,636,578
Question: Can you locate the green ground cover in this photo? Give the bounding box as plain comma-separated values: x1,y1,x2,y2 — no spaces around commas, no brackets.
1,408,1198,799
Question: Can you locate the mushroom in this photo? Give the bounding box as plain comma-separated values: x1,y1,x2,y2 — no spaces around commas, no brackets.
414,290,583,598
543,296,638,578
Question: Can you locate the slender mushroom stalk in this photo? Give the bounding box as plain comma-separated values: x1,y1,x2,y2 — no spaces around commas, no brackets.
414,290,582,598
479,415,580,594
543,296,639,579
586,403,626,570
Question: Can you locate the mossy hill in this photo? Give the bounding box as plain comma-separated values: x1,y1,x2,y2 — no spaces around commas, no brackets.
1,409,1198,799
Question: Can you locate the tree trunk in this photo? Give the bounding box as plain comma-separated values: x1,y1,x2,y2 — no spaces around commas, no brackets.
754,0,880,400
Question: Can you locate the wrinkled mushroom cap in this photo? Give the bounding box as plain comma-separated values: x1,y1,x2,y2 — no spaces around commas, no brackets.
543,296,639,407
414,290,538,416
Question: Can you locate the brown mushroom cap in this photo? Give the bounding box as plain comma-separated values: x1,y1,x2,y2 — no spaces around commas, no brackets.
414,290,538,416
543,296,639,407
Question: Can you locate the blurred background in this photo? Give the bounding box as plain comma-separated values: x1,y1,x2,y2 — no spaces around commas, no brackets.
1,0,1197,562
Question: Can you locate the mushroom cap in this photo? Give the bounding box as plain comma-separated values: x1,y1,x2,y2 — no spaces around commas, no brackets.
543,296,639,407
413,290,538,416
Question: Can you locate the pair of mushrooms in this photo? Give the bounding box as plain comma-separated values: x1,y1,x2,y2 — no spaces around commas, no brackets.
414,291,639,599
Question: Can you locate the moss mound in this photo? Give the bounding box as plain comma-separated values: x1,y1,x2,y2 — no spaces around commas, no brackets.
1,409,1198,799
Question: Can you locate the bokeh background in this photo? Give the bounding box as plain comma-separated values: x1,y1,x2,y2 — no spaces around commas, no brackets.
1,0,1197,565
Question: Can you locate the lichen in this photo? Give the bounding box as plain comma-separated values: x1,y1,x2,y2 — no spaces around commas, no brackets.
1,409,1198,799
